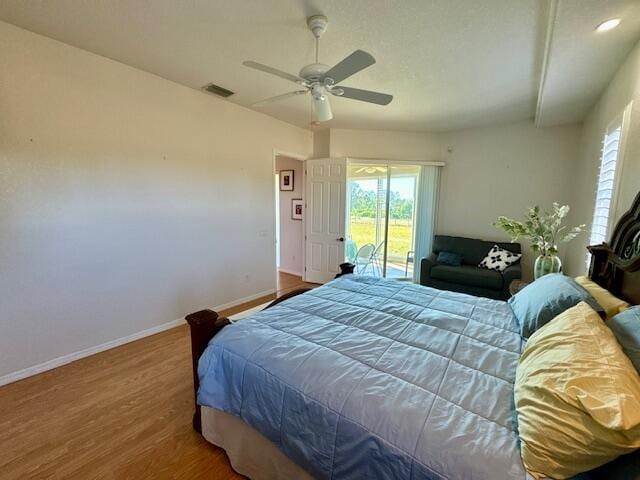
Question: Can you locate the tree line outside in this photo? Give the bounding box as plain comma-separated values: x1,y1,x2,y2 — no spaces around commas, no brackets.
348,181,415,265
349,182,414,222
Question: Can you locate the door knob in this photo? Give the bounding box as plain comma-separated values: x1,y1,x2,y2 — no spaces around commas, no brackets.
336,237,345,242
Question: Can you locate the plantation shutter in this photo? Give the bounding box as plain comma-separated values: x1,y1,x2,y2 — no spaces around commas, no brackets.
588,122,622,247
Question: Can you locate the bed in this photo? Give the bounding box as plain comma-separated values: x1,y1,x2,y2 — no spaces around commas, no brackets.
186,191,640,480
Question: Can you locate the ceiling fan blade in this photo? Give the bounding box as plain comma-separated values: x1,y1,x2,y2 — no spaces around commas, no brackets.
243,61,304,84
332,86,393,105
322,50,375,85
313,95,333,122
253,90,307,107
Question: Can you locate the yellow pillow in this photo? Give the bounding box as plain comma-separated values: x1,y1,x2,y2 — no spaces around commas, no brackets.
515,302,640,479
575,275,630,319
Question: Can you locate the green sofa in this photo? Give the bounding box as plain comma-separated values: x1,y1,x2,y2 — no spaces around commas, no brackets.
420,235,522,300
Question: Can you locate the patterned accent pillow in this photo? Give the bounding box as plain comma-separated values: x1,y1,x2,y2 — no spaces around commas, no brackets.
478,245,521,272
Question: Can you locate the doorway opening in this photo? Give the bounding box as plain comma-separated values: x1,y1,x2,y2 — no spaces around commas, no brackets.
275,154,305,290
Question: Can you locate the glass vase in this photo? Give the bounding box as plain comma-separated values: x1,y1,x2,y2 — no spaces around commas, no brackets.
534,254,562,279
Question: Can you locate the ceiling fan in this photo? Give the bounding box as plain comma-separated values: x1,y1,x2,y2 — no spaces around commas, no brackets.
243,15,393,123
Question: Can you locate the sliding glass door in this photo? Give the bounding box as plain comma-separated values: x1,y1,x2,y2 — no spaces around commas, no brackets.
386,166,420,278
346,163,420,279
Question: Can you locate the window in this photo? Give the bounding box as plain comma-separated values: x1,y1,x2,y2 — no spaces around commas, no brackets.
586,102,633,270
587,103,631,270
589,121,622,247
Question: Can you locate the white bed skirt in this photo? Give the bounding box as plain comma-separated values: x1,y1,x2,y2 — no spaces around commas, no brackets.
201,406,314,480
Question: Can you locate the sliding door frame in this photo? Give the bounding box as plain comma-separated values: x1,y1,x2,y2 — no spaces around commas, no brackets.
346,158,445,279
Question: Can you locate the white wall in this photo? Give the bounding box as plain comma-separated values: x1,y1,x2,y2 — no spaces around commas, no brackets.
313,129,330,158
328,128,442,161
439,121,583,279
0,22,312,380
565,38,640,277
276,156,303,276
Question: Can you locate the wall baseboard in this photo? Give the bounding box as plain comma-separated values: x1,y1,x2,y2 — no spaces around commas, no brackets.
0,318,185,387
278,268,302,277
0,288,276,388
211,288,276,312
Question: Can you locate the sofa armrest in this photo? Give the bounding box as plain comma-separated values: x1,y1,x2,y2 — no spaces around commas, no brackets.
420,254,438,285
502,263,522,288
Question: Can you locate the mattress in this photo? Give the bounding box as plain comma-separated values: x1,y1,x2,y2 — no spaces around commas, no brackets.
197,275,527,479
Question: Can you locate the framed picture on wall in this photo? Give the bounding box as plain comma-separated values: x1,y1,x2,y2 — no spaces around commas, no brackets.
280,170,294,191
292,198,303,220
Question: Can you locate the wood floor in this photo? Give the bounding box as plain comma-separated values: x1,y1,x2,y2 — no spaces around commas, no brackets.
0,273,315,480
276,271,317,297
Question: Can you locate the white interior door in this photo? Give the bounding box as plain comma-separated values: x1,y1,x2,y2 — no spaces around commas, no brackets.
305,158,346,283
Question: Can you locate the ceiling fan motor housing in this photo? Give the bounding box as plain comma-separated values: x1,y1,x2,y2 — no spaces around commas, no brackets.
299,63,330,82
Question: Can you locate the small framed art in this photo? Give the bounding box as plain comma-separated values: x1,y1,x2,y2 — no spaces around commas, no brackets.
280,170,294,191
292,198,303,220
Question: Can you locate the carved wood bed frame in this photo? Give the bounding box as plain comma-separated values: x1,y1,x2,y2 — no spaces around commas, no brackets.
186,191,640,433
588,190,640,306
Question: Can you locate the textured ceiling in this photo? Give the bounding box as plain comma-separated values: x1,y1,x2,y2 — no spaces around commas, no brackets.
536,0,640,126
0,0,638,132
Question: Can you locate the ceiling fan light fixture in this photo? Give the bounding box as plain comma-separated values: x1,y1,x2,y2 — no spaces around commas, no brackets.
596,18,621,32
313,95,333,122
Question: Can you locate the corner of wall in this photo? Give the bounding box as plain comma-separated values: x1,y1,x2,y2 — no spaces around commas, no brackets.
313,129,330,158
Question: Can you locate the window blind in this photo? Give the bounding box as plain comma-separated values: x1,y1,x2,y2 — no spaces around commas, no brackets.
589,124,622,247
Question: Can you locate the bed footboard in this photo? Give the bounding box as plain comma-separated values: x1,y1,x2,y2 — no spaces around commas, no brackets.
185,309,230,433
185,287,312,433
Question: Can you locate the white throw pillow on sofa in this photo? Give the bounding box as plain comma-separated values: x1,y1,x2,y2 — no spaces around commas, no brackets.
478,245,521,272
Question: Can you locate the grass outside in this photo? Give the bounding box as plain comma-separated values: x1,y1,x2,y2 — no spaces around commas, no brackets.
349,222,413,262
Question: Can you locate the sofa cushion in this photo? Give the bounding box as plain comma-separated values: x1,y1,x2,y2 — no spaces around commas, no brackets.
436,251,464,266
432,235,521,266
430,264,503,290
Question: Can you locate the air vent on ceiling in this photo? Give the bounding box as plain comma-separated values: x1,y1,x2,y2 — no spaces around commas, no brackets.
202,83,234,98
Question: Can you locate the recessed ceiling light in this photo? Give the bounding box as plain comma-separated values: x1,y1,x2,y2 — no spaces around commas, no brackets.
596,18,621,33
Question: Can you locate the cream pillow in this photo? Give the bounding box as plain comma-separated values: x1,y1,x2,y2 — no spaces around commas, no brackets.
574,276,630,319
515,302,640,479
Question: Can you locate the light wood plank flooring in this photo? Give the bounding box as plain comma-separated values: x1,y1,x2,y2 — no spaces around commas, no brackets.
0,273,316,480
277,271,316,296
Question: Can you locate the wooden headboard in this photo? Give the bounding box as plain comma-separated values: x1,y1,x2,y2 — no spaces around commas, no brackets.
588,190,640,305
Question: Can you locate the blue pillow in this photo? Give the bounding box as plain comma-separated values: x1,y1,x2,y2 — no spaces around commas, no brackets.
436,251,463,266
607,306,640,373
508,273,603,338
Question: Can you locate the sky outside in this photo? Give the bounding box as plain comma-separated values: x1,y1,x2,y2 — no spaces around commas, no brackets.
353,176,416,200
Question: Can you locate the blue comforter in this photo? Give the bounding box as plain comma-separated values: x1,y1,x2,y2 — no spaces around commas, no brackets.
198,275,528,479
